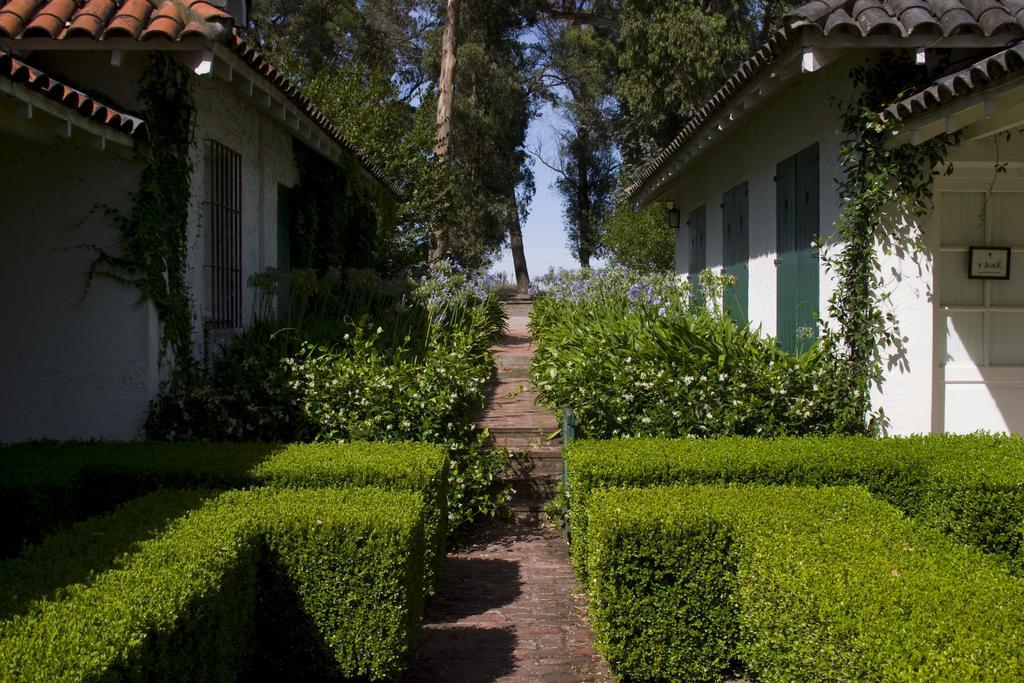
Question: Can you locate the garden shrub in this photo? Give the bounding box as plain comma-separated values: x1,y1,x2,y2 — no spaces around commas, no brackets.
145,262,510,531
0,489,214,621
0,487,427,682
529,267,864,439
566,435,1024,575
587,485,1024,682
0,441,447,573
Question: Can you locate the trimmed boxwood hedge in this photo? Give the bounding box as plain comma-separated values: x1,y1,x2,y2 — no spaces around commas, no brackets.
587,485,1024,682
0,487,427,682
566,434,1024,576
0,489,215,621
0,442,447,578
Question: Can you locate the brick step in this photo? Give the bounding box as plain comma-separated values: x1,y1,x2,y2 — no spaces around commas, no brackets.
505,468,562,481
506,445,563,457
488,375,535,388
487,428,560,449
505,450,565,479
505,457,564,478
503,302,534,315
496,367,531,381
486,389,540,401
480,412,557,426
495,353,532,366
503,477,560,499
482,408,550,421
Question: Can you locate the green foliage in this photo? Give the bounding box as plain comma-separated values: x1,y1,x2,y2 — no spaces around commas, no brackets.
0,441,447,573
0,487,427,682
825,56,960,429
145,264,510,531
432,1,538,269
566,434,1024,578
529,268,857,439
300,67,440,270
0,490,214,621
88,53,195,367
586,485,1024,682
602,201,674,272
289,141,399,274
541,19,619,266
616,0,792,168
252,442,447,580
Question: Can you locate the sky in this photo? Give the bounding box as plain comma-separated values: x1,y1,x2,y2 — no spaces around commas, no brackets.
488,103,605,281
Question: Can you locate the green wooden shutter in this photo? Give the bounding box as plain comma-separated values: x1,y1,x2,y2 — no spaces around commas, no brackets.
276,184,293,317
723,182,749,324
688,205,707,301
776,143,819,353
277,184,292,272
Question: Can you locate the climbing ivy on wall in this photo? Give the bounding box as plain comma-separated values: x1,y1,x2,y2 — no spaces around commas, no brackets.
825,54,960,432
90,53,196,370
288,140,398,274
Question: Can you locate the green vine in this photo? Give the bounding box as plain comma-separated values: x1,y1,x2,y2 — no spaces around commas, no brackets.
89,53,196,370
825,54,960,432
288,140,398,274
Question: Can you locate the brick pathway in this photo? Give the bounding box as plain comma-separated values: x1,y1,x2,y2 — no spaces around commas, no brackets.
406,296,612,682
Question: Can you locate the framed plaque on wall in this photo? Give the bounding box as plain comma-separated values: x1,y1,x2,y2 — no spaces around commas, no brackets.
968,246,1011,280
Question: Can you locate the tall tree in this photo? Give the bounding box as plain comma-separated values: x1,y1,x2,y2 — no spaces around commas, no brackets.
423,0,539,271
429,0,461,261
603,201,673,272
538,8,619,267
615,0,796,170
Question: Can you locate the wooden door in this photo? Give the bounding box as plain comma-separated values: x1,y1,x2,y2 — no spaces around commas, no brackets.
776,143,819,353
723,182,749,324
688,205,707,303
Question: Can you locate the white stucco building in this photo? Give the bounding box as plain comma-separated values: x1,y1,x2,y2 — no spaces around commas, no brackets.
626,0,1024,435
0,0,400,442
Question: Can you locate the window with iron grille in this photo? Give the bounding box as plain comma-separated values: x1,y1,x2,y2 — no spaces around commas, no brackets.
205,140,242,329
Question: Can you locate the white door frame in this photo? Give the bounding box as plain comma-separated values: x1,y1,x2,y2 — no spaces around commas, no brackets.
932,173,1024,434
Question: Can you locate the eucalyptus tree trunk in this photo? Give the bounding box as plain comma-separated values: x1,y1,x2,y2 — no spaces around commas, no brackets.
429,0,461,263
508,204,530,291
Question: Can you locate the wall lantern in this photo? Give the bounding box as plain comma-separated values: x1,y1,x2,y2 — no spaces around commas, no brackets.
668,204,682,230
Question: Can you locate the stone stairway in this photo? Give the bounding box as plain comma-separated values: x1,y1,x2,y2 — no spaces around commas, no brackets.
405,295,612,682
485,297,562,521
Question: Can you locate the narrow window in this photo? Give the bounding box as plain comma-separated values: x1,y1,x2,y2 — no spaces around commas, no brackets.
205,140,242,330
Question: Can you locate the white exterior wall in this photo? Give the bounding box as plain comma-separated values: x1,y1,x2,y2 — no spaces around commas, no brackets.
657,58,1024,435
0,134,156,441
0,52,300,442
187,75,300,354
655,57,1024,432
665,61,853,339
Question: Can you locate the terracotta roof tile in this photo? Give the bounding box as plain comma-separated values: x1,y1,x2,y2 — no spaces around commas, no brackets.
22,0,75,37
0,1,405,198
65,0,116,38
786,0,1024,36
0,0,232,41
883,41,1024,121
0,49,147,137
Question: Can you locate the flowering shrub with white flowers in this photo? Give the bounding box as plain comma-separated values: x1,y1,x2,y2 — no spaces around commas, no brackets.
146,263,510,530
530,267,865,439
